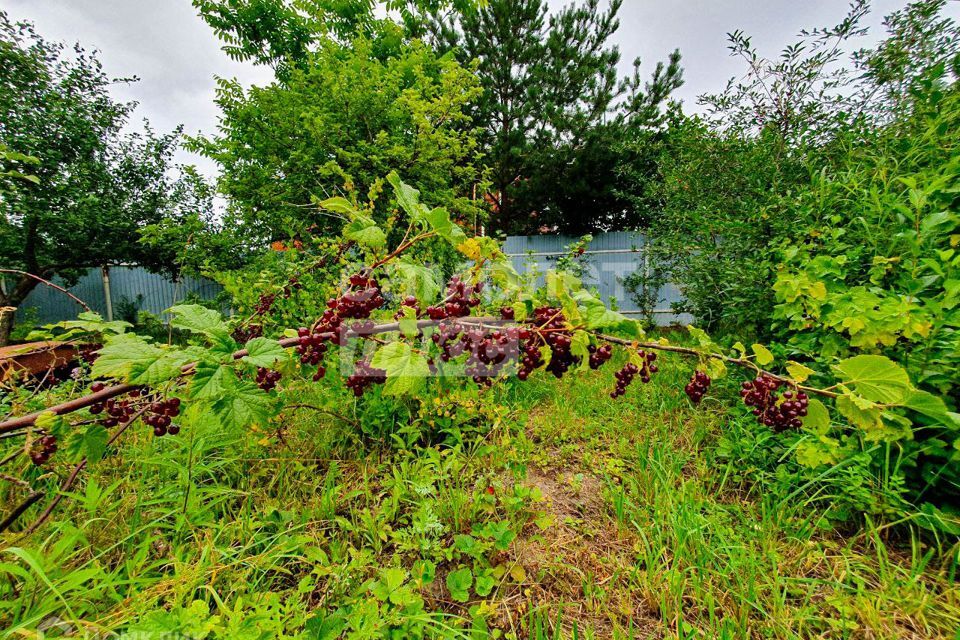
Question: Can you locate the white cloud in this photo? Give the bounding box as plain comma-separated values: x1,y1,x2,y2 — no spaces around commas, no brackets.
3,0,957,180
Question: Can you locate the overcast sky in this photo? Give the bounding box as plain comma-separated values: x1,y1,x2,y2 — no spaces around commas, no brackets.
2,0,957,178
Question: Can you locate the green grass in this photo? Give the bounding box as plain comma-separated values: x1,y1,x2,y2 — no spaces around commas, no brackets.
2,352,959,638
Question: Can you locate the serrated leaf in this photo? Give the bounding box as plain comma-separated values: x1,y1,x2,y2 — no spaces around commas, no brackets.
423,207,466,244
457,237,483,261
394,260,440,303
686,325,714,349
705,357,727,380
242,337,288,368
58,312,132,335
474,573,495,597
128,350,194,385
344,215,387,249
802,398,831,433
539,345,552,367
387,171,426,221
796,436,840,467
836,394,883,430
35,411,62,431
169,304,232,344
577,291,638,335
546,270,581,300
212,380,275,429
370,342,430,396
786,361,816,383
570,331,591,370
445,567,472,602
189,363,235,400
834,355,913,403
489,257,521,291
751,343,774,366
91,334,190,384
67,425,109,462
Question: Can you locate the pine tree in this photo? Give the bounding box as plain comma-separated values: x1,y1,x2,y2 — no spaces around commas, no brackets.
429,0,682,234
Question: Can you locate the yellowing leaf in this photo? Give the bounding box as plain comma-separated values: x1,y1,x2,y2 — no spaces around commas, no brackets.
808,281,827,300
785,361,816,383
752,343,774,366
457,237,483,261
801,398,831,433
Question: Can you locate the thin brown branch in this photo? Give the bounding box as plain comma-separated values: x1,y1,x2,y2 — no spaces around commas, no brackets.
596,333,839,399
0,269,91,312
0,316,499,434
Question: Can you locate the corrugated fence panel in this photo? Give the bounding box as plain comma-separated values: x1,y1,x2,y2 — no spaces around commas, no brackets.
13,267,224,325
11,236,688,326
504,233,690,326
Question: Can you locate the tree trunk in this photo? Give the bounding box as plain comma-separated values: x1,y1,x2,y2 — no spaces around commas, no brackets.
0,307,15,347
0,275,41,346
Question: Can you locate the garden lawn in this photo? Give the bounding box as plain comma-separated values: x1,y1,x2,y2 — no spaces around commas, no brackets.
2,351,958,639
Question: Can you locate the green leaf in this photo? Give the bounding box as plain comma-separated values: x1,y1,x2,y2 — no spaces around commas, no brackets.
387,171,426,221
423,207,466,244
489,256,522,292
91,334,191,384
344,215,387,249
58,312,132,336
445,567,473,603
705,357,727,380
454,534,482,557
686,325,715,350
371,568,407,603
398,307,420,339
370,342,430,396
903,390,954,424
169,304,232,344
570,330,591,370
751,344,774,366
35,411,63,432
412,559,436,585
212,380,275,429
318,196,358,216
576,290,639,335
801,398,832,433
474,573,495,597
546,270,581,300
241,337,288,368
836,394,884,430
796,436,840,467
67,425,109,462
834,355,913,403
394,260,441,303
188,363,235,401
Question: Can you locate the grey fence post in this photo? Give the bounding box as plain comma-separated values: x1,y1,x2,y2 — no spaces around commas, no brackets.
101,266,114,322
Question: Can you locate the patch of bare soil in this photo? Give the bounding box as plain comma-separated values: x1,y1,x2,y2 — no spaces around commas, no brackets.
489,465,664,638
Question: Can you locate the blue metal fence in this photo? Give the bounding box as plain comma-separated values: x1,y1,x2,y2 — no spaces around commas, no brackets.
10,233,687,327
11,266,223,325
504,232,689,326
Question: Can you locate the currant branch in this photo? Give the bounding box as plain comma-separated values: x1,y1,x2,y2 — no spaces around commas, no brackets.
0,316,500,434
